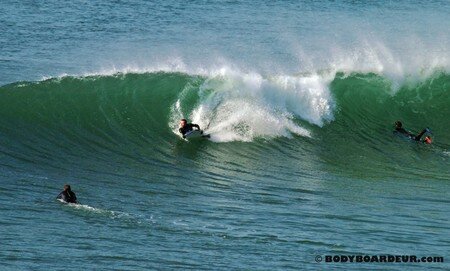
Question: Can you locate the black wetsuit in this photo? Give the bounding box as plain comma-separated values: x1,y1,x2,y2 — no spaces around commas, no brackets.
179,123,200,138
57,190,78,204
395,127,427,141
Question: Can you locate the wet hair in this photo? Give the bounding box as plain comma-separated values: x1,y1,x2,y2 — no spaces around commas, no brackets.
64,184,71,191
395,121,402,128
180,119,187,123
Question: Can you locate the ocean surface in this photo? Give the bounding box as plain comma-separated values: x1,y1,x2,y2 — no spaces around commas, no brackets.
1,0,449,270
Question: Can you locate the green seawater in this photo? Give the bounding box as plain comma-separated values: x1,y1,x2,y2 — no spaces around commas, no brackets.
1,72,449,270
1,0,449,270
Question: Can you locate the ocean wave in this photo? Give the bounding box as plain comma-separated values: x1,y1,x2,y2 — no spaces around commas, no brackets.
1,69,448,144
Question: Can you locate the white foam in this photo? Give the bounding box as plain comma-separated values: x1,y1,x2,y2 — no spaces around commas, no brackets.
38,33,449,92
295,37,450,91
63,202,138,220
170,69,334,142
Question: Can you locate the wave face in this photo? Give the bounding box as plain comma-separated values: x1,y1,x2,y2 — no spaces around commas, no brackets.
2,1,450,270
0,71,449,179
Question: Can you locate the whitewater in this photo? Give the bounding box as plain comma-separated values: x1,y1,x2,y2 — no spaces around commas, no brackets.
1,0,449,270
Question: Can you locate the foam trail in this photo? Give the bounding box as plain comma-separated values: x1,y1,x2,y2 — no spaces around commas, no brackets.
63,202,155,224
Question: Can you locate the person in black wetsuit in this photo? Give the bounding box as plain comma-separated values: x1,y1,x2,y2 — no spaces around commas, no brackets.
57,184,78,204
394,121,432,144
179,119,201,138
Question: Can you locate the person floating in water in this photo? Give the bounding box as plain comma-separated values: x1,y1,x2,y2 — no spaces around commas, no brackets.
57,184,78,204
179,119,201,138
394,121,432,144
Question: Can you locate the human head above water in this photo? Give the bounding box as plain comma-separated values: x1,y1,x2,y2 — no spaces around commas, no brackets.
395,121,402,128
180,119,187,127
63,184,71,191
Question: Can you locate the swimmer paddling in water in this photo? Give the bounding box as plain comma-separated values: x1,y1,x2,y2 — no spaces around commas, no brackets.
394,121,432,144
